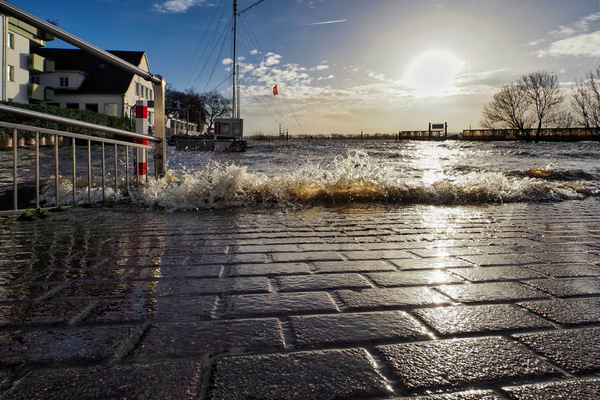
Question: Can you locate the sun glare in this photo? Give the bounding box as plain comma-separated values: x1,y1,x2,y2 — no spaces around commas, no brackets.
405,50,463,97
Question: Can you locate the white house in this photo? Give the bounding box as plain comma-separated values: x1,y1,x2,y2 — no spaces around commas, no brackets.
31,48,155,122
0,14,55,103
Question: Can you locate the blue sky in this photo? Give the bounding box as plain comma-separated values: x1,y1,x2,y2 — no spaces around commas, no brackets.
9,0,600,135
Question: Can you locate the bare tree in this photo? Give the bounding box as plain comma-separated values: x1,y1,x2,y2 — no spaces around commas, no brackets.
481,84,534,142
571,67,600,135
518,71,564,142
202,90,232,133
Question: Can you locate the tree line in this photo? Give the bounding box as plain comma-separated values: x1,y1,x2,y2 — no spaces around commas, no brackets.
165,87,231,135
481,67,600,142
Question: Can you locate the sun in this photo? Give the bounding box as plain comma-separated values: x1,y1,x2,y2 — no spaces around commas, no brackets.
405,50,463,97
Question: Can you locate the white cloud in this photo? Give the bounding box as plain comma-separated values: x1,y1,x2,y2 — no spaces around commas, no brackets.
222,58,233,65
367,70,386,82
539,31,600,57
312,65,330,71
250,49,260,55
264,52,282,66
550,12,600,38
152,0,204,13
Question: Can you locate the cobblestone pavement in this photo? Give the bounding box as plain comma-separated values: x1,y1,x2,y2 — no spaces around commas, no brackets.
1,200,600,399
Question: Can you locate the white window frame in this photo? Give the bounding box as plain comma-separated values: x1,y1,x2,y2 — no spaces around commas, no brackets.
8,32,14,49
60,77,69,87
7,65,14,82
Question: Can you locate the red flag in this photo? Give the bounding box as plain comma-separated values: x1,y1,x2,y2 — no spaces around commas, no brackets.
273,85,278,95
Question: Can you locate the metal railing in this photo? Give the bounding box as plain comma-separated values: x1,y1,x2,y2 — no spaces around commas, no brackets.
0,1,168,212
1,104,161,211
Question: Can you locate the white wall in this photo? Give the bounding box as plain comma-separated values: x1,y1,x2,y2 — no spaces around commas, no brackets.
49,93,123,115
5,29,30,103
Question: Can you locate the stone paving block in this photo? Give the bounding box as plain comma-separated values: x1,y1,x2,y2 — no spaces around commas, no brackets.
224,292,338,317
149,264,223,278
299,243,366,251
408,248,483,258
343,249,414,260
525,263,600,278
270,251,342,263
413,304,554,336
209,348,393,399
6,361,203,400
290,311,429,347
0,300,92,327
393,390,504,399
503,378,600,400
458,254,540,266
533,252,600,264
436,282,548,303
0,283,59,302
277,273,371,292
134,318,284,358
336,287,451,309
377,336,558,390
313,260,396,273
449,266,546,282
367,270,463,287
0,325,143,365
233,244,302,253
172,277,271,295
85,296,217,323
228,262,311,276
523,277,600,297
518,297,600,325
186,253,269,265
514,327,600,374
52,282,133,299
389,257,474,270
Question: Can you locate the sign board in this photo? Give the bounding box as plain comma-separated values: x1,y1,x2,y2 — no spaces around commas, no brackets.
214,118,243,138
431,123,445,130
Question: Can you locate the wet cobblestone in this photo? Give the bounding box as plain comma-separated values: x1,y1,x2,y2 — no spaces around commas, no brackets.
1,200,600,398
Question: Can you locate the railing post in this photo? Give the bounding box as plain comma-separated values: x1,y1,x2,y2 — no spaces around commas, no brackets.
54,134,59,208
12,128,17,211
35,131,40,209
153,76,167,178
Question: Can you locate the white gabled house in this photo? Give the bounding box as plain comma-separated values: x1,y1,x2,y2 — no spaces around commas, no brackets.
31,48,155,123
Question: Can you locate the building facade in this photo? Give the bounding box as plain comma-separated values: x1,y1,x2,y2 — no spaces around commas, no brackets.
1,14,55,103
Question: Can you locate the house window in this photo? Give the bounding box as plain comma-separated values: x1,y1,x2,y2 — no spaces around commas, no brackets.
66,103,79,109
47,103,60,107
135,82,140,95
104,103,118,117
145,87,149,98
60,77,69,87
149,89,153,99
8,33,14,49
85,103,99,113
7,65,14,82
30,76,40,85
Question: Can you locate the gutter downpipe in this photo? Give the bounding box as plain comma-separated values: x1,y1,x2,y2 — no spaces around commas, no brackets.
0,0,166,177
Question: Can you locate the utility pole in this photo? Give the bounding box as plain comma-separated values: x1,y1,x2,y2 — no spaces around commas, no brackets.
232,0,237,119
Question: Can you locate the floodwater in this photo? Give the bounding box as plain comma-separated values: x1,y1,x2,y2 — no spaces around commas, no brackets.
140,139,600,210
1,139,600,210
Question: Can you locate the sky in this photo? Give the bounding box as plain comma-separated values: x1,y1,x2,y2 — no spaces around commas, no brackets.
8,0,600,135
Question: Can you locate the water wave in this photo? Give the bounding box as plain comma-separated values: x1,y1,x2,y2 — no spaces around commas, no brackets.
128,151,600,211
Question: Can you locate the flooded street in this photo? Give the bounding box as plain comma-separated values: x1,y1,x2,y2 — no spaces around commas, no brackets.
1,197,600,398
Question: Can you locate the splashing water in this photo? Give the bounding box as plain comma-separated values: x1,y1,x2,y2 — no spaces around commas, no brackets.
124,149,600,211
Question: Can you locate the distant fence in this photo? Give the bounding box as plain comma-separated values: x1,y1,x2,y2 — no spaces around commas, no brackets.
461,128,600,141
